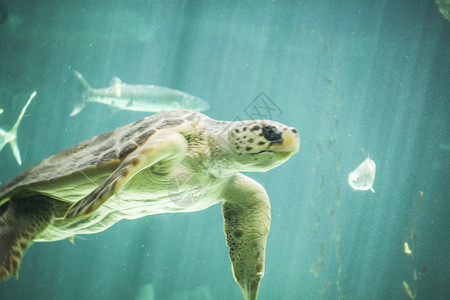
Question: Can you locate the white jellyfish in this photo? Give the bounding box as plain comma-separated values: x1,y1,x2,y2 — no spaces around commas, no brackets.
348,158,376,193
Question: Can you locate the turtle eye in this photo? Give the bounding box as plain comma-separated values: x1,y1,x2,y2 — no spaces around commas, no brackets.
262,126,282,141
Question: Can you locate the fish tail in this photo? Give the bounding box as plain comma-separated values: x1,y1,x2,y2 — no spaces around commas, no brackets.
8,139,21,165
4,91,36,166
71,71,92,116
0,128,8,148
10,91,36,134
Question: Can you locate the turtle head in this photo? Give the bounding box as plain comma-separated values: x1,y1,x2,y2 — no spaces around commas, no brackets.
226,120,300,172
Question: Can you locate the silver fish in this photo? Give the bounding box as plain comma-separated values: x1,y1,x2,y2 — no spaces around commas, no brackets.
0,91,36,165
70,71,210,116
347,158,376,193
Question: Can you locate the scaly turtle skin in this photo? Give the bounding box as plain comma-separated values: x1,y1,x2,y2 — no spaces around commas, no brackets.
0,110,299,300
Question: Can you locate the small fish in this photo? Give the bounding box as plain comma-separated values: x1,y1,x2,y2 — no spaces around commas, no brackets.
404,241,412,256
0,108,3,114
0,91,36,165
347,157,376,193
70,71,210,116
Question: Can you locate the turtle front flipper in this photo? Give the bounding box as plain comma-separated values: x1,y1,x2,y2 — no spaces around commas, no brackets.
65,130,188,221
0,196,53,281
222,173,271,300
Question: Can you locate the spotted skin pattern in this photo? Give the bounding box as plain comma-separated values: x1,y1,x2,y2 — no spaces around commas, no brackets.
0,196,53,280
0,110,299,300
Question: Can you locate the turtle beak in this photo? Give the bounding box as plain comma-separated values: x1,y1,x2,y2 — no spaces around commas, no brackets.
269,127,300,155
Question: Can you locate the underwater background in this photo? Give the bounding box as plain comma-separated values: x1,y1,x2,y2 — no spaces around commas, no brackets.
1,0,450,299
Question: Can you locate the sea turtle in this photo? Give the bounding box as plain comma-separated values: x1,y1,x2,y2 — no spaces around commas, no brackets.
0,110,299,300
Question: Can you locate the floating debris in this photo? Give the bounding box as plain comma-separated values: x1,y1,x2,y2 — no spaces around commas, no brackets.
402,281,415,300
420,265,428,274
404,241,413,256
436,0,450,22
414,266,429,280
310,257,325,278
347,158,376,192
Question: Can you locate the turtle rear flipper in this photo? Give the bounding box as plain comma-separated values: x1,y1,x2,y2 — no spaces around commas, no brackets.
0,196,53,281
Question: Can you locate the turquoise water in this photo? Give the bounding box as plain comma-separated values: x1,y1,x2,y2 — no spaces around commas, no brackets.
1,0,449,299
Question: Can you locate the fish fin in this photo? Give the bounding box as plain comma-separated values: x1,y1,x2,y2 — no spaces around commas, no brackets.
68,236,74,244
71,71,92,116
370,187,375,193
70,101,85,117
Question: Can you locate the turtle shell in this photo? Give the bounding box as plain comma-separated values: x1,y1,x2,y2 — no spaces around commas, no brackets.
0,110,203,204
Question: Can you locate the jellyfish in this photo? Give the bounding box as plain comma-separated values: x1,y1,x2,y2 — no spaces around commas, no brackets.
347,158,376,193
